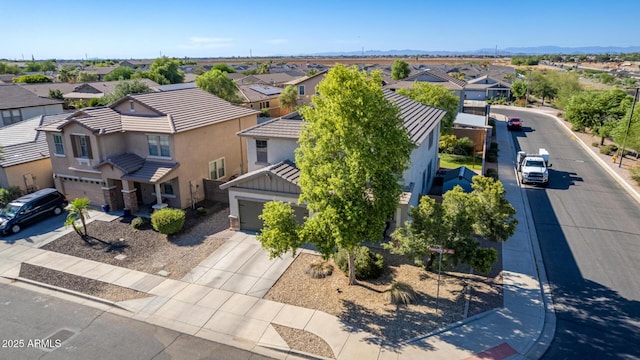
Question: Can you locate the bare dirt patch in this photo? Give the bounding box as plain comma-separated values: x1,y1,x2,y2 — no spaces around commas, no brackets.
40,203,232,280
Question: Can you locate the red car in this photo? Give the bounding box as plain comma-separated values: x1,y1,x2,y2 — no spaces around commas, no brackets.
507,117,523,131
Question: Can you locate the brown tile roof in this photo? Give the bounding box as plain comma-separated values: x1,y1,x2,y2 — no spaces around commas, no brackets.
95,153,145,174
0,84,64,110
121,114,175,133
219,160,300,189
121,161,179,183
36,107,122,134
19,79,159,99
237,118,303,139
124,88,260,133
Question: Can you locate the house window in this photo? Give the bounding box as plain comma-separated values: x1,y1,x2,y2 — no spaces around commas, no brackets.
298,85,305,96
428,131,434,149
1,109,22,126
209,158,225,180
259,101,270,109
160,181,174,195
256,140,268,163
71,135,92,159
129,100,135,113
53,134,64,155
147,135,170,158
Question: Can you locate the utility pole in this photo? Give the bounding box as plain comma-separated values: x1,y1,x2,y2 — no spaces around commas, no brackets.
619,87,639,168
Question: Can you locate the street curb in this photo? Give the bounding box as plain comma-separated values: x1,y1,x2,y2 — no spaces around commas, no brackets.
256,342,334,360
1,275,130,311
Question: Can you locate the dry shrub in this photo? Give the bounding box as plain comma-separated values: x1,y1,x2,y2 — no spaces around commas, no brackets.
385,281,418,306
305,260,334,279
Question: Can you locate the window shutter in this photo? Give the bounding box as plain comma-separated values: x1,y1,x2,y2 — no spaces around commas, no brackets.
71,135,79,157
86,137,93,159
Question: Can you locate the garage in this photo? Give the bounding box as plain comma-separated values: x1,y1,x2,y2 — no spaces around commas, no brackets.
239,199,308,232
60,178,104,206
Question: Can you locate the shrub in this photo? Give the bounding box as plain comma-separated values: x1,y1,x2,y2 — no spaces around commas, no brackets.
599,144,618,155
485,168,499,180
305,260,334,279
333,246,384,280
0,186,22,207
196,206,207,217
439,134,457,154
131,216,149,230
151,208,186,235
490,142,498,151
631,166,640,185
455,137,475,155
385,281,418,305
486,148,498,163
592,141,599,147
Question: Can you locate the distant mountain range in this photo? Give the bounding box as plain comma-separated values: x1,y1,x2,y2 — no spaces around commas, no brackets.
308,46,640,57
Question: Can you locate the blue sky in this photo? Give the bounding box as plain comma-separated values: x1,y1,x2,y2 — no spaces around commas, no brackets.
2,0,639,60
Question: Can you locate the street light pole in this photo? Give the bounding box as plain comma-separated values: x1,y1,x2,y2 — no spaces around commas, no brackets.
619,87,639,168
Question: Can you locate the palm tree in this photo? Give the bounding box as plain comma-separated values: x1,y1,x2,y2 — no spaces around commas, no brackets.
65,197,91,239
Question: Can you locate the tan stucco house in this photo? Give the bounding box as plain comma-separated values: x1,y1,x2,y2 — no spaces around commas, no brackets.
38,88,259,213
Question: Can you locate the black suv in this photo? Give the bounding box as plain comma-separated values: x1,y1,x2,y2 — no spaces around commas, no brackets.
0,188,68,235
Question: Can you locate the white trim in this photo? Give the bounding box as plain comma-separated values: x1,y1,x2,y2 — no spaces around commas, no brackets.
101,186,116,190
121,188,137,194
151,192,177,199
70,132,89,136
54,154,66,158
147,155,172,160
75,158,91,166
55,173,79,180
68,166,101,174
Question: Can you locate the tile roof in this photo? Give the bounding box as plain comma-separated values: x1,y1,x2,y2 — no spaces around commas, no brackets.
237,118,303,139
36,107,122,134
237,84,282,103
121,114,175,133
0,84,64,110
236,90,445,146
126,88,260,133
404,69,467,88
219,160,300,190
121,161,179,183
19,79,160,99
95,153,145,174
0,113,67,167
251,73,301,85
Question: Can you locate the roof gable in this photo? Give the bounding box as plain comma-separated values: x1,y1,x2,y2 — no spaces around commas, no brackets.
0,84,64,110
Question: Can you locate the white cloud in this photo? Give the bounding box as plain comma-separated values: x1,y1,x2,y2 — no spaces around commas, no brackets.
267,38,288,45
178,37,233,49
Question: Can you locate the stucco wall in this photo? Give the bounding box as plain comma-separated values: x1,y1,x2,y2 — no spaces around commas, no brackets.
20,104,64,120
2,160,54,192
227,188,300,220
245,137,298,172
402,123,440,209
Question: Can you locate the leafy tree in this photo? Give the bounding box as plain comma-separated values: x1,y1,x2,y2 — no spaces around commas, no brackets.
111,79,151,99
65,197,91,239
396,82,459,131
545,71,582,110
258,65,414,285
212,63,236,73
258,201,303,258
529,72,557,105
449,72,466,81
612,96,640,154
308,69,318,76
0,186,22,207
12,74,52,83
195,69,241,103
40,60,57,72
391,59,411,80
385,176,516,273
565,89,631,144
278,85,298,113
103,66,133,81
24,61,41,72
511,79,527,100
0,62,21,74
145,56,184,84
57,65,77,83
48,89,64,99
76,71,98,82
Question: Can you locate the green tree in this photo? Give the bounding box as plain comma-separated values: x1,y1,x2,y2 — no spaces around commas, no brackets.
65,197,91,239
565,89,631,144
103,66,134,81
212,63,236,73
0,62,21,74
40,60,57,72
391,59,411,80
57,65,77,83
511,79,527,100
545,71,582,110
529,71,557,106
278,85,298,113
195,69,241,103
385,177,516,273
48,89,64,99
12,74,52,83
24,61,41,72
258,65,414,285
76,71,99,82
396,82,458,131
612,97,640,154
145,56,185,84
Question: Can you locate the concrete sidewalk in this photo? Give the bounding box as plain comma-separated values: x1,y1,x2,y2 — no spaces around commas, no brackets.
0,118,554,359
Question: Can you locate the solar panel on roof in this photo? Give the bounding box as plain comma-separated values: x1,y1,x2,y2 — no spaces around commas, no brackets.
249,85,281,96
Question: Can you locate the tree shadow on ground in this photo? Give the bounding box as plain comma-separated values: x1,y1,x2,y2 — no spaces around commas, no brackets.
81,235,129,253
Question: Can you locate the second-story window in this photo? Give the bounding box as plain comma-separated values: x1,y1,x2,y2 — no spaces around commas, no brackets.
147,135,170,158
298,85,305,96
71,135,92,159
428,130,434,149
256,139,268,163
53,134,64,155
1,109,22,126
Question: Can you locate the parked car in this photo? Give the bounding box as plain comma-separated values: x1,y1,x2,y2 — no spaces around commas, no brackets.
0,188,68,235
507,117,523,131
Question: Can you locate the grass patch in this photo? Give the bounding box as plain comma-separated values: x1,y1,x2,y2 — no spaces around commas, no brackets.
439,153,483,170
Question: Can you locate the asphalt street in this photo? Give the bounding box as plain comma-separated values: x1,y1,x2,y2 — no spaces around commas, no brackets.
0,283,274,360
494,108,640,360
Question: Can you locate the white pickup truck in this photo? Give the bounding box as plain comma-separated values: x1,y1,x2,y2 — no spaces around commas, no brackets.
517,149,551,186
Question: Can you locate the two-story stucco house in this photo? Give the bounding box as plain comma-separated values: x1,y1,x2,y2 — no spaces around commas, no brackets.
220,89,445,231
38,88,260,213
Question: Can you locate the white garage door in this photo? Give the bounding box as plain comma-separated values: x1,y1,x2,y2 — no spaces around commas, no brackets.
61,179,104,207
238,200,308,232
